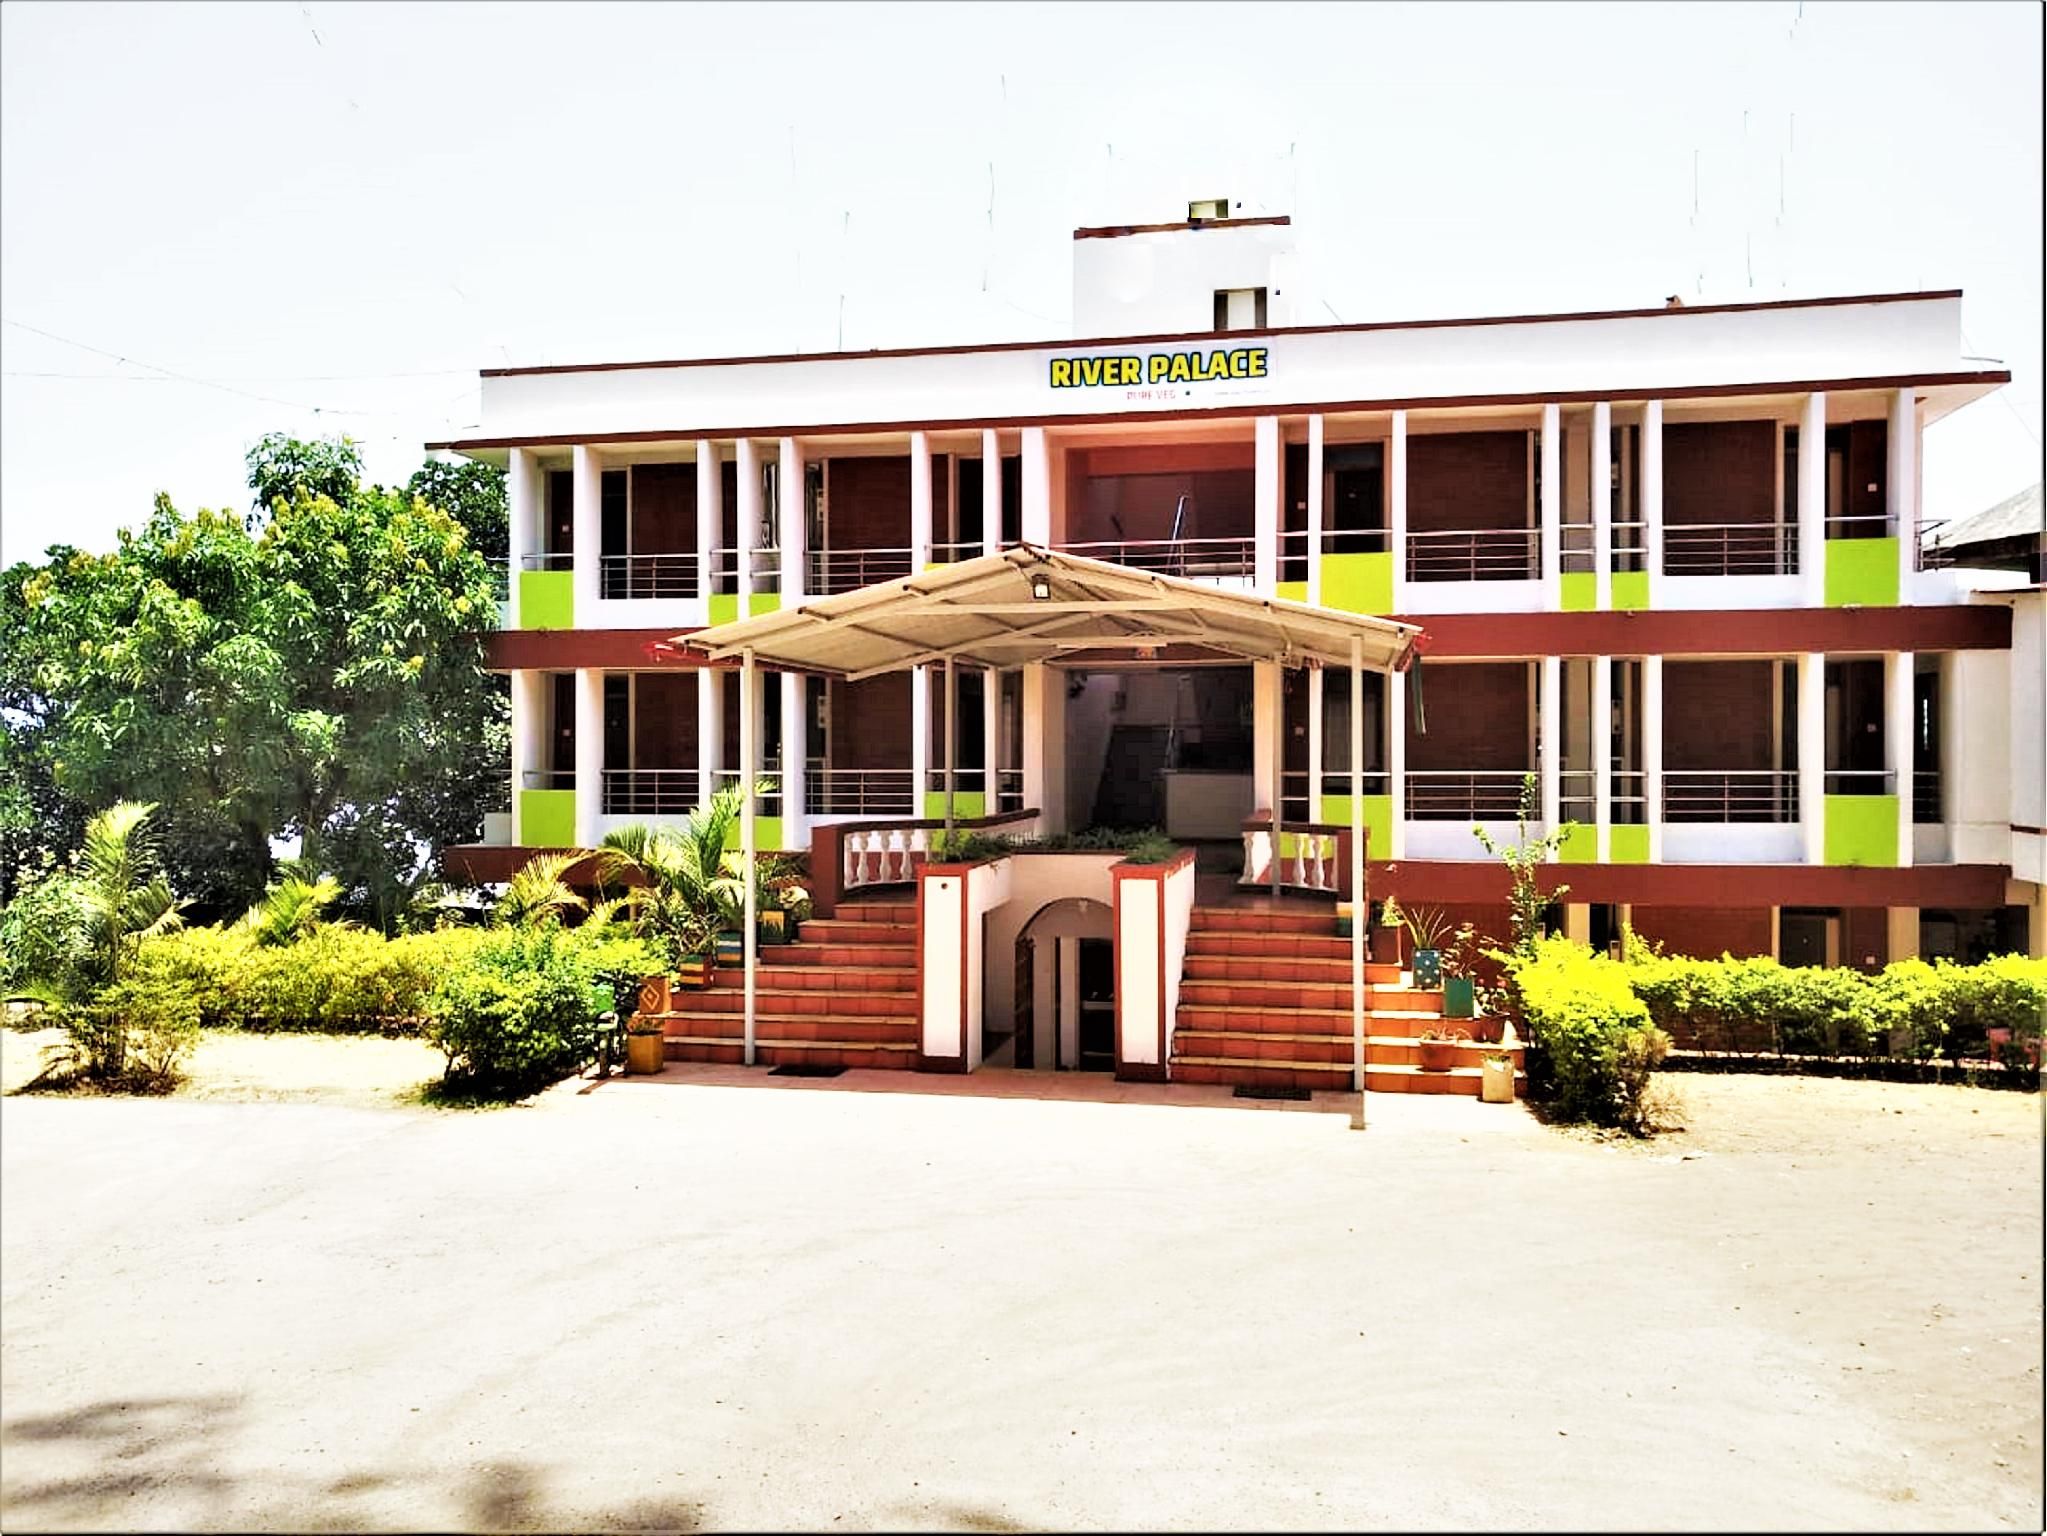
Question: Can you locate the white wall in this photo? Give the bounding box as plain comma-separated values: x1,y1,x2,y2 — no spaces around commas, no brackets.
918,859,1015,1069
2005,591,2045,885
1071,222,1299,336
1949,645,2013,866
982,854,1125,1051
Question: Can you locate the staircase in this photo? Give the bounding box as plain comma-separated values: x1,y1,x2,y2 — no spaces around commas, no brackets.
649,898,920,1070
1170,905,1524,1095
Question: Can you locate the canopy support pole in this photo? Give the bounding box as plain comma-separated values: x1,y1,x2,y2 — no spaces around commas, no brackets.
741,646,758,1068
1270,665,1283,898
1350,636,1368,1131
943,655,958,853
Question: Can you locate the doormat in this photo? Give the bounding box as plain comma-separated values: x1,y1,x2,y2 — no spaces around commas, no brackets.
1233,1084,1311,1101
770,1063,846,1078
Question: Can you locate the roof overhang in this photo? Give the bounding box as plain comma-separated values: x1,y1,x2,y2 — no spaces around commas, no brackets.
677,545,1423,680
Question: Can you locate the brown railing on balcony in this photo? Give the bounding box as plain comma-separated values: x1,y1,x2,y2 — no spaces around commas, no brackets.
805,766,916,818
1913,769,1943,823
602,768,698,815
599,553,699,600
808,547,915,595
1057,536,1256,579
1406,527,1539,583
1663,769,1799,823
1404,770,1530,820
1661,521,1798,577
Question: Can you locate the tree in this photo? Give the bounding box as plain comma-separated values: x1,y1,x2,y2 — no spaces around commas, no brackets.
1471,772,1573,961
408,458,508,563
246,432,364,514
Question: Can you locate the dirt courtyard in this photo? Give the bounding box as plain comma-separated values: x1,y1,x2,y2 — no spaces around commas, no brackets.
1,1057,2040,1532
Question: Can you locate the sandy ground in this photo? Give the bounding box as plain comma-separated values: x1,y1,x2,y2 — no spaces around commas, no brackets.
1,1057,2040,1532
1,1026,444,1106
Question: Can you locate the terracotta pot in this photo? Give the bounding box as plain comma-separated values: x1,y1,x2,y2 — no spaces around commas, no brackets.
625,1030,667,1075
1417,1036,1461,1072
1467,1014,1504,1044
1370,925,1404,966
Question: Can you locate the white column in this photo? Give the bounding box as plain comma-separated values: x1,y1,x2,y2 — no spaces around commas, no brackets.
1305,413,1326,605
912,665,931,814
574,667,603,848
1591,402,1612,610
1307,667,1325,821
571,445,602,622
695,440,722,608
509,669,547,842
1252,661,1282,814
1539,656,1561,838
1024,660,1065,831
1642,400,1663,590
1886,907,1919,962
780,670,808,848
697,668,722,808
1539,404,1561,602
982,669,1000,811
1592,655,1613,860
981,428,1003,554
778,437,805,604
507,448,540,626
739,649,758,1066
1643,655,1665,862
1019,426,1050,545
1389,409,1409,614
1888,651,1914,868
736,438,762,607
1799,651,1827,864
909,431,934,567
1254,416,1280,591
1888,387,1916,595
1799,392,1827,606
1387,667,1407,858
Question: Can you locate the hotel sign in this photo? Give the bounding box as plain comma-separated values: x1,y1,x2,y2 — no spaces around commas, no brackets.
1048,345,1270,392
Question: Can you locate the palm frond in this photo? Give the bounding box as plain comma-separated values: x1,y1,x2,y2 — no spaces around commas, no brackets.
495,851,587,927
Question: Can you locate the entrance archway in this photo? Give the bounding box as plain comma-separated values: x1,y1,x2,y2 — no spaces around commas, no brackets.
998,897,1115,1071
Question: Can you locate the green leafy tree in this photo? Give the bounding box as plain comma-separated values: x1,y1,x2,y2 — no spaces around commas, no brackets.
407,458,508,563
1472,772,1573,961
246,432,364,514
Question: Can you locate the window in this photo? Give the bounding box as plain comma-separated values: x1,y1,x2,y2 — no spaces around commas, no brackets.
1188,198,1229,221
1212,287,1268,332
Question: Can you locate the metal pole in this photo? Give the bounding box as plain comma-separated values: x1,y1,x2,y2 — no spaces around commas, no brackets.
1270,664,1283,898
741,647,758,1068
1350,636,1368,1131
944,655,958,853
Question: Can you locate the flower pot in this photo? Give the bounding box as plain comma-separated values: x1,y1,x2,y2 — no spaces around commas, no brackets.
625,1030,667,1075
637,975,672,1017
1411,946,1442,989
1480,1055,1516,1103
1370,924,1403,966
1468,1013,1504,1044
1443,975,1475,1019
1417,1035,1462,1072
714,930,746,965
1334,901,1356,939
676,954,714,990
759,910,789,945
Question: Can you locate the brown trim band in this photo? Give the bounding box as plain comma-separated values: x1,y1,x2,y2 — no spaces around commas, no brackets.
1369,860,2012,908
1073,215,1292,240
427,369,2009,454
1397,604,2012,658
475,287,1963,379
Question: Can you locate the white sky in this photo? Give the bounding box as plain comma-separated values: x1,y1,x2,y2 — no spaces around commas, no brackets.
2,0,2040,566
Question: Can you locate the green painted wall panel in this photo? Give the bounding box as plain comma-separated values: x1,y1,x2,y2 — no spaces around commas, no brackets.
1610,570,1649,611
518,789,576,848
707,592,782,624
1608,823,1650,864
1315,794,1394,859
1321,551,1394,615
923,791,986,823
1824,537,1900,608
1824,794,1899,866
1273,580,1307,604
720,816,786,853
517,570,573,630
1557,821,1598,862
1559,572,1596,613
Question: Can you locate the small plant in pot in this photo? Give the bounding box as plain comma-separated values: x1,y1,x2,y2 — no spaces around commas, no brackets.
1440,921,1481,1021
1372,894,1406,967
1417,1024,1470,1072
1403,903,1453,989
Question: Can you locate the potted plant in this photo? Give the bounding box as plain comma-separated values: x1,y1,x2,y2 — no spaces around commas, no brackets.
1372,895,1406,967
1417,1024,1469,1072
1440,921,1479,1021
1479,1050,1516,1103
675,949,714,990
1404,904,1453,989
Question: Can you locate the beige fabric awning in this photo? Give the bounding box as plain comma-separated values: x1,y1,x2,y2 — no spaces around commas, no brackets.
679,544,1422,678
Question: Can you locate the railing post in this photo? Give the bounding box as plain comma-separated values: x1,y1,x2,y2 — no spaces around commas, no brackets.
1799,652,1826,864
1306,413,1326,606
1389,409,1408,612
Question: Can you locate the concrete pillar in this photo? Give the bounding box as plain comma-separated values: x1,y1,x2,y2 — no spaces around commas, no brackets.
981,428,1003,554
778,437,806,603
1799,651,1827,864
1643,655,1665,862
1799,393,1827,606
1886,907,1919,963
1592,655,1613,860
1305,414,1325,605
1539,403,1561,600
1642,400,1663,589
1539,656,1561,838
574,667,604,848
1020,427,1050,546
1389,409,1409,613
1889,650,1915,868
510,669,548,843
1254,416,1280,591
780,670,808,848
736,438,762,606
698,668,723,808
909,432,933,567
1591,402,1612,609
912,665,931,814
983,669,1001,811
1387,667,1407,858
1562,904,1592,945
695,440,722,605
571,445,602,621
1307,667,1325,820
1889,387,1917,593
507,448,540,625
1252,661,1282,814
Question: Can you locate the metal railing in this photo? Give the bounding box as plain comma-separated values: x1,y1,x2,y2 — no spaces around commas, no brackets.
602,768,699,815
805,767,916,817
994,766,1025,813
709,768,783,818
1662,521,1798,577
1559,768,1595,824
1913,769,1943,823
1277,528,1392,586
1404,770,1531,820
1824,769,1897,797
1662,769,1798,823
808,546,914,594
1826,511,1897,541
485,556,510,601
1405,527,1539,583
1611,519,1648,574
924,767,990,799
1278,768,1392,822
519,551,575,571
1611,769,1648,825
929,540,985,564
521,768,574,791
749,547,782,585
1056,535,1256,579
1559,523,1596,575
599,553,700,600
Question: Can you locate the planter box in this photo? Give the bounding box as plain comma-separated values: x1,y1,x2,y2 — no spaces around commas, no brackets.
1480,1056,1516,1103
759,910,790,945
625,1031,667,1075
637,975,672,1017
1370,925,1404,966
1411,947,1442,988
1334,901,1356,939
675,955,713,990
714,930,745,965
1417,1034,1464,1071
1443,975,1475,1019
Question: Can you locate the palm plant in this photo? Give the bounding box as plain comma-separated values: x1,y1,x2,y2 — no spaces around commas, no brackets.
495,851,588,928
78,801,186,991
594,782,777,961
237,874,344,946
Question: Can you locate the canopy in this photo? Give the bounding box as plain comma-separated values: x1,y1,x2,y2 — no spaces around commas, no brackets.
678,544,1421,677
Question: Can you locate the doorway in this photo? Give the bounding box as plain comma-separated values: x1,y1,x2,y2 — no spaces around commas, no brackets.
1076,938,1115,1072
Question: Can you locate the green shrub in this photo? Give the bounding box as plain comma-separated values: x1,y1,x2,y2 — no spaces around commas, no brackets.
1869,958,1950,1063
35,976,202,1092
0,857,98,1000
1947,954,2047,1080
423,928,610,1090
1513,936,1669,1134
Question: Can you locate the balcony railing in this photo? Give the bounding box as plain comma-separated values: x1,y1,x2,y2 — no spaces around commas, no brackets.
1611,768,1648,825
930,540,984,564
1057,536,1256,579
808,546,914,595
1559,523,1596,575
599,553,700,600
750,547,782,585
995,766,1025,813
602,768,698,815
1913,769,1943,823
1559,768,1595,824
1661,521,1797,577
1612,519,1648,574
1663,769,1798,823
924,767,989,799
519,552,574,572
709,768,784,818
1404,770,1531,820
805,766,916,818
1824,769,1897,796
1406,527,1539,583
521,768,574,791
1826,511,1897,541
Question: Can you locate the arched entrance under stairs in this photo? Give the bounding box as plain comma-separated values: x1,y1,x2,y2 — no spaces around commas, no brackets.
989,897,1115,1071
